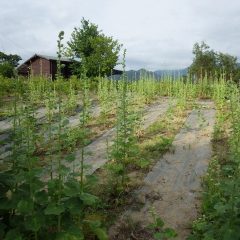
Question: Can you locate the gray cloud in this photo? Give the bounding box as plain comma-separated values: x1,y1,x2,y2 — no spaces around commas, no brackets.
1,0,240,70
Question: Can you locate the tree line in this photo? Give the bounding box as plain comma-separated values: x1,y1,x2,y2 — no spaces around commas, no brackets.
0,19,240,82
189,41,240,82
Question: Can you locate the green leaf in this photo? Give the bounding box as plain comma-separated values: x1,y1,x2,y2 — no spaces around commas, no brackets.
44,203,65,215
153,227,177,240
24,214,44,232
17,200,34,214
62,119,70,126
214,202,227,215
59,164,71,175
155,217,165,228
0,223,6,239
65,153,76,162
64,181,80,197
56,232,84,240
148,223,156,230
65,197,83,215
136,158,150,168
0,198,14,210
153,232,165,240
48,179,60,192
93,228,108,240
163,228,177,238
221,224,240,240
88,220,108,240
5,229,22,240
67,226,85,239
80,193,98,206
35,190,48,204
87,220,101,229
223,229,240,240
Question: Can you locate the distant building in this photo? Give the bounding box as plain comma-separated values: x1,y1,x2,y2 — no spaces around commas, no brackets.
17,53,123,79
17,54,73,79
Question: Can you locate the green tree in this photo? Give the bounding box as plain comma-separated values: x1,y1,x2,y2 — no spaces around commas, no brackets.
67,18,121,77
0,62,15,78
0,51,21,77
189,41,217,79
189,42,240,82
217,52,238,81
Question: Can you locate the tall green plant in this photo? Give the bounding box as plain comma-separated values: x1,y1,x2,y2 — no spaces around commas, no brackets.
109,50,139,190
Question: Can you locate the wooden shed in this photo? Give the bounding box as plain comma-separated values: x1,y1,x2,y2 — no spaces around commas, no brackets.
17,54,73,79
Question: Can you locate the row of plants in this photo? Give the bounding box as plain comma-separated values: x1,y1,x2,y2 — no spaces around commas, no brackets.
188,80,240,239
0,34,108,240
91,90,192,240
0,70,229,111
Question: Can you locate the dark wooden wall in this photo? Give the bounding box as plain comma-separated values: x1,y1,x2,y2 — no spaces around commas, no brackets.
30,58,51,77
18,57,73,79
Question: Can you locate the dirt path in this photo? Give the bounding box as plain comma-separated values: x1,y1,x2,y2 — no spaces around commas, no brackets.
0,106,52,133
0,102,101,133
109,101,215,240
65,99,173,175
0,104,100,161
68,105,101,128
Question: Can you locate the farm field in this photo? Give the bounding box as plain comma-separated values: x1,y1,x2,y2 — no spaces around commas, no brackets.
0,75,240,240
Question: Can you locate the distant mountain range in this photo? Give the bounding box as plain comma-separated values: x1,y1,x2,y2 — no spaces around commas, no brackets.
112,68,188,80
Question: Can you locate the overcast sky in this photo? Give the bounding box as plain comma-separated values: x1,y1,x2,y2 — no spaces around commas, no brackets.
1,0,240,70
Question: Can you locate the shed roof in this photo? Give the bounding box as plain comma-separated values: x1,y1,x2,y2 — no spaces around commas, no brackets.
17,53,74,71
25,54,73,63
35,54,73,62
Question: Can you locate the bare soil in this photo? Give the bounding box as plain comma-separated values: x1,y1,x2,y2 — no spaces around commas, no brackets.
65,98,172,175
0,104,100,161
109,101,216,240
